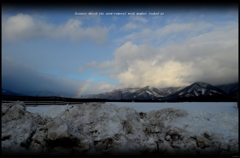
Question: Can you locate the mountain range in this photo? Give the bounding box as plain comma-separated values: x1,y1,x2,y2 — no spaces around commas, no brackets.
83,82,238,101
2,82,238,101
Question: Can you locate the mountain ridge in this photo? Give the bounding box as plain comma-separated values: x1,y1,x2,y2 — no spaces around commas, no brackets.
83,82,238,100
2,82,238,100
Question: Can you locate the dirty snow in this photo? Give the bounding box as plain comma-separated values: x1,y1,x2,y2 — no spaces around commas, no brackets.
2,101,238,157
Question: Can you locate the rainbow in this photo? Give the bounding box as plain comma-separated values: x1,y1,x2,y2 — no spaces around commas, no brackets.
76,79,92,98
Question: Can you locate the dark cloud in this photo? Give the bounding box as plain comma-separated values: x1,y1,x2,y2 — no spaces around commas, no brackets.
2,57,81,97
2,57,118,96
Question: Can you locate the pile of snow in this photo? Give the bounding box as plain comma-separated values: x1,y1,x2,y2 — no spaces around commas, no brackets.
26,104,74,118
44,104,72,118
26,105,51,116
111,102,238,114
2,101,238,157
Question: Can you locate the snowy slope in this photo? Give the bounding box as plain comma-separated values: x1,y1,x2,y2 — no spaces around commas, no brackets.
166,82,229,100
83,86,184,100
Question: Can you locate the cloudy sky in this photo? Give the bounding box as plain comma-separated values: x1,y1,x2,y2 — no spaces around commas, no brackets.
2,4,238,97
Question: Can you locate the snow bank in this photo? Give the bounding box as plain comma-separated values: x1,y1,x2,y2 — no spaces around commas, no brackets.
111,102,238,114
2,101,238,157
43,104,70,118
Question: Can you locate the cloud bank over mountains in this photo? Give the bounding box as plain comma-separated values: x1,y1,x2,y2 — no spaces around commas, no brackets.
82,19,238,88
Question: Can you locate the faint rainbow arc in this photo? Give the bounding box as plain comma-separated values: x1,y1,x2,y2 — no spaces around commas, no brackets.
76,78,93,98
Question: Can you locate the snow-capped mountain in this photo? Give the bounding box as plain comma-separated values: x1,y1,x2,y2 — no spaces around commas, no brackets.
166,82,229,100
125,86,184,99
84,82,238,100
83,86,184,100
83,88,141,100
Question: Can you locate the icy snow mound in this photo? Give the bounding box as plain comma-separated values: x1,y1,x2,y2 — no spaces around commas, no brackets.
2,102,51,154
2,102,238,157
43,104,70,118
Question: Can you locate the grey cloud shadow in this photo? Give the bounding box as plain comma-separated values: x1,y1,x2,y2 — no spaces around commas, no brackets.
2,57,80,97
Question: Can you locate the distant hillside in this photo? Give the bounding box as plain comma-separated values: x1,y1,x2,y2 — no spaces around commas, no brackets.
216,82,238,97
2,89,24,96
83,86,184,100
83,82,238,101
165,82,229,101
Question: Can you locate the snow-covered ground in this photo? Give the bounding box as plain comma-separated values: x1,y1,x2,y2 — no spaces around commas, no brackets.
110,102,238,114
2,102,238,157
26,102,238,115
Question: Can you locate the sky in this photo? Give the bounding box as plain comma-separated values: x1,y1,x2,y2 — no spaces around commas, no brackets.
2,3,238,97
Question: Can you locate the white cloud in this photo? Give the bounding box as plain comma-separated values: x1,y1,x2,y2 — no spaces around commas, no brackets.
155,21,213,37
98,83,118,92
69,14,238,89
115,21,215,45
117,60,192,88
81,82,120,95
101,41,194,88
96,20,238,87
120,22,138,31
2,13,109,44
2,14,52,41
130,16,148,23
110,42,159,76
119,16,147,32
